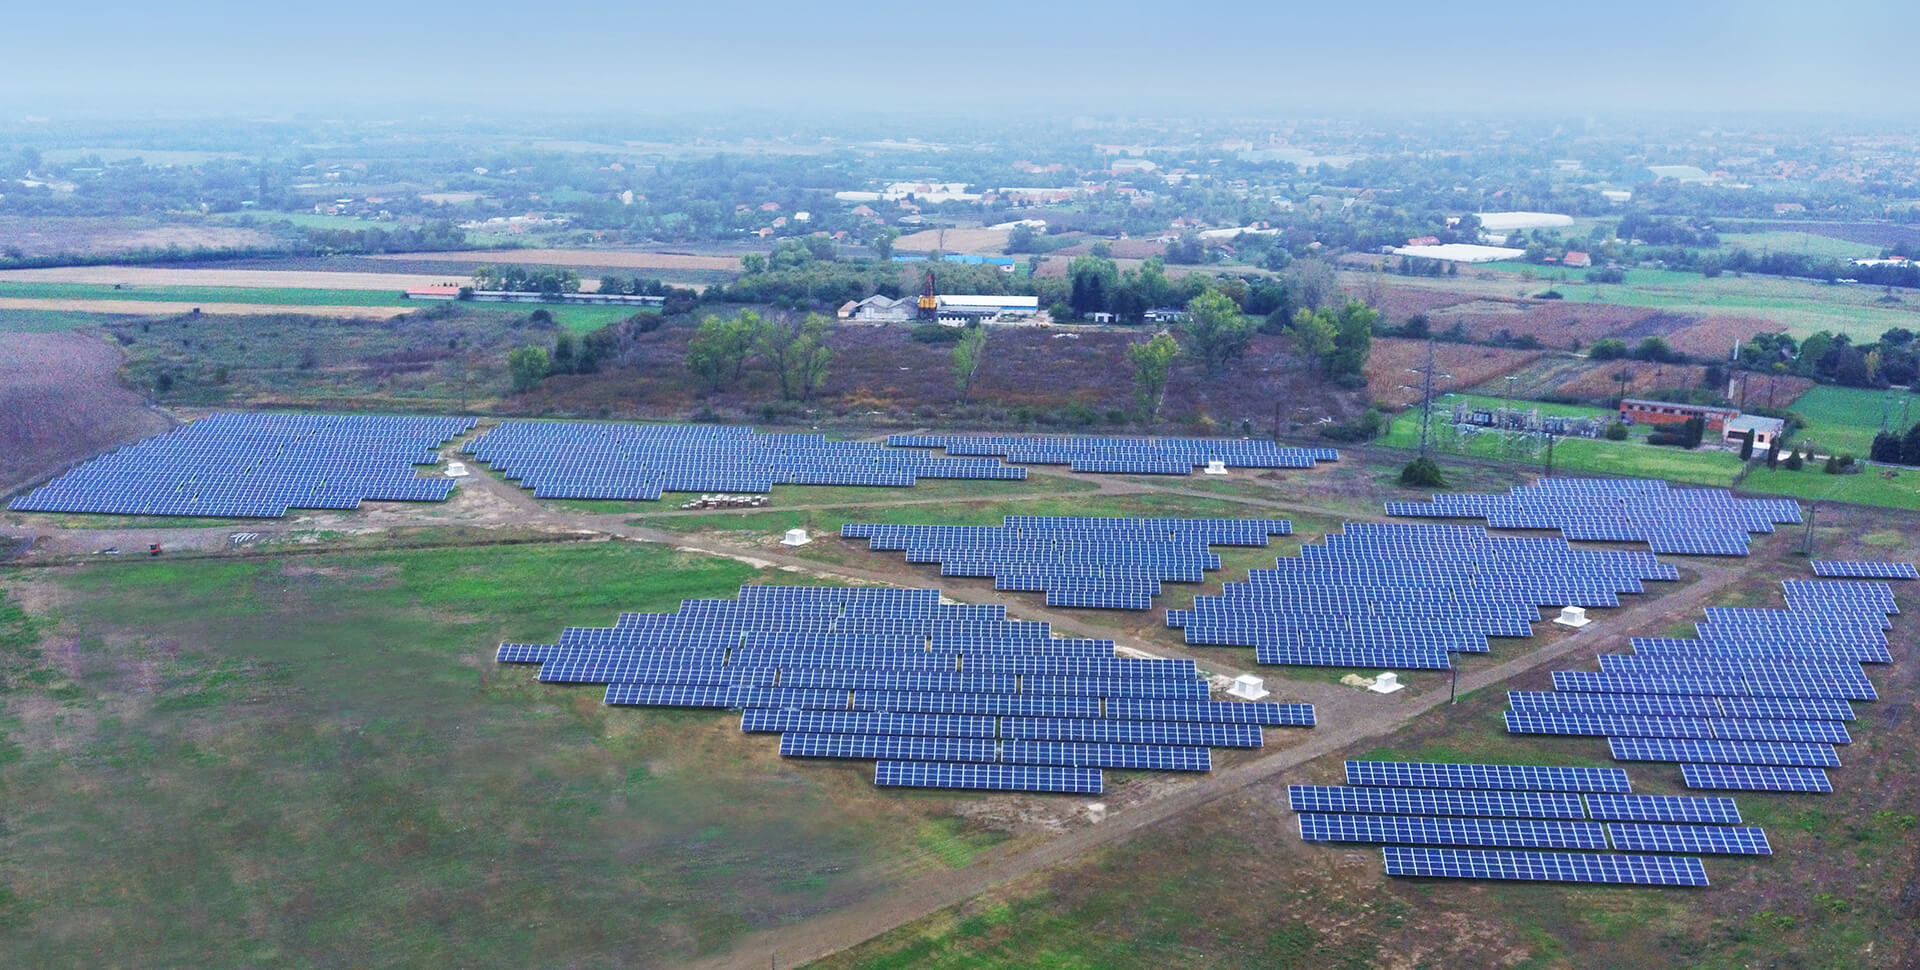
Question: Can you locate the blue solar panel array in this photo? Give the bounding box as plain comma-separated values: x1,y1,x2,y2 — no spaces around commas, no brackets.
1383,847,1709,886
497,584,1315,795
1168,522,1677,669
843,515,1291,610
1387,477,1802,556
1289,761,1748,886
1506,575,1895,788
1811,560,1917,579
9,412,473,518
462,421,1025,499
886,433,1336,475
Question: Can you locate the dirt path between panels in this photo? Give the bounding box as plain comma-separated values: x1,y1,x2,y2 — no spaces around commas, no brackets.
661,556,1747,970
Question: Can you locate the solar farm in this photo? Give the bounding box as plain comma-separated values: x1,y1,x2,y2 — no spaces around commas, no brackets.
1290,760,1768,886
7,413,473,517
886,433,1338,474
496,585,1314,794
1388,478,1804,555
6,408,1918,968
842,515,1293,609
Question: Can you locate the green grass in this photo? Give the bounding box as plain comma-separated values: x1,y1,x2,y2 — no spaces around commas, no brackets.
1742,466,1920,511
552,475,1098,515
0,281,414,308
1717,230,1880,261
0,541,992,968
0,309,132,332
1380,396,1742,486
1785,385,1918,456
635,492,1270,536
1466,261,1920,342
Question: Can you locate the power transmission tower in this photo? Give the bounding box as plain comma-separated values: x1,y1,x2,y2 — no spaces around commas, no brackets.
1418,339,1439,459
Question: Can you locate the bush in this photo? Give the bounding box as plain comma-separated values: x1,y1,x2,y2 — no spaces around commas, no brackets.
1589,338,1629,360
1399,456,1448,488
910,323,964,343
1825,454,1856,474
1318,409,1386,442
1604,422,1630,441
1533,289,1564,300
1783,450,1804,471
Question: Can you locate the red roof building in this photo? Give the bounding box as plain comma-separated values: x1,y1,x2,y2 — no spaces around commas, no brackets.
1562,251,1592,268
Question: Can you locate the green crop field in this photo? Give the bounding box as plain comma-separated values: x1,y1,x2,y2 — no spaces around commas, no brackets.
0,540,1015,969
1785,385,1919,456
1717,230,1881,261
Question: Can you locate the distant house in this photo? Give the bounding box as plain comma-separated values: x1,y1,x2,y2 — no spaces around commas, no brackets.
403,284,463,301
1144,306,1187,323
1773,202,1806,215
1618,399,1741,433
1723,414,1786,451
1562,251,1593,269
1406,235,1441,247
837,294,914,323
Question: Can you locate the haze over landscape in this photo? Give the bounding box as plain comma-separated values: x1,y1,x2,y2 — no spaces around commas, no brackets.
2,3,1918,969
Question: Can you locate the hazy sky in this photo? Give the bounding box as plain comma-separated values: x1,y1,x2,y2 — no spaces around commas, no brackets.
3,0,1912,116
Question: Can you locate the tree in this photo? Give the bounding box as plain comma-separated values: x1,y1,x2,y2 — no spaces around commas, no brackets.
686,312,760,391
1293,308,1337,372
869,230,897,261
1067,256,1119,318
1180,289,1253,375
551,332,577,374
1901,422,1920,466
951,324,988,404
1126,332,1179,423
1631,336,1681,363
1283,259,1336,313
1005,224,1039,254
757,313,833,401
1588,338,1629,360
507,345,550,393
1871,431,1902,464
1399,456,1448,488
1329,300,1377,381
1738,432,1755,461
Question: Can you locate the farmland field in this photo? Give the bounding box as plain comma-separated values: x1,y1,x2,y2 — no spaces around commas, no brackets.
368,249,747,272
0,266,472,292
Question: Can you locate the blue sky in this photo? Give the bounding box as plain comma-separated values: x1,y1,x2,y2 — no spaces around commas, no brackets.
2,0,1911,115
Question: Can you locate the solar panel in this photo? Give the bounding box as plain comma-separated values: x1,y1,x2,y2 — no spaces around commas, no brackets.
1345,761,1631,793
1680,763,1833,793
1584,794,1742,825
1811,560,1917,579
1381,847,1710,886
1002,740,1211,771
873,760,1103,794
1607,737,1840,768
779,733,998,763
1286,786,1588,820
1606,823,1772,855
1299,813,1608,849
1715,696,1855,722
1507,691,1720,718
1001,717,1264,748
740,709,996,738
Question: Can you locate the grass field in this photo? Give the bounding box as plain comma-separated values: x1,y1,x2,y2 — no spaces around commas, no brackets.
1717,230,1881,261
0,541,1015,969
634,491,1273,536
1742,465,1920,511
1785,385,1919,457
0,309,134,333
1379,394,1745,486
549,475,1100,515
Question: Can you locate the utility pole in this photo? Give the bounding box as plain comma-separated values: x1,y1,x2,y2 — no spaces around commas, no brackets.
1802,501,1817,557
1544,434,1557,478
1419,339,1439,459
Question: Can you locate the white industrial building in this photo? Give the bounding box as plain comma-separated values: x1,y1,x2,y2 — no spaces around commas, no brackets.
935,294,1040,325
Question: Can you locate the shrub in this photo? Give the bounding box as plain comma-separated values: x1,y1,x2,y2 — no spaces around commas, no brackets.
1604,422,1630,441
1318,409,1386,442
910,323,964,343
1589,339,1628,360
1783,450,1804,471
1399,456,1448,488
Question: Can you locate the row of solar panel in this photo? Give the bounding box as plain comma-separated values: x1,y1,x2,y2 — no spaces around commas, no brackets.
600,683,1315,724
780,733,1213,771
1288,786,1740,823
1300,814,1769,854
